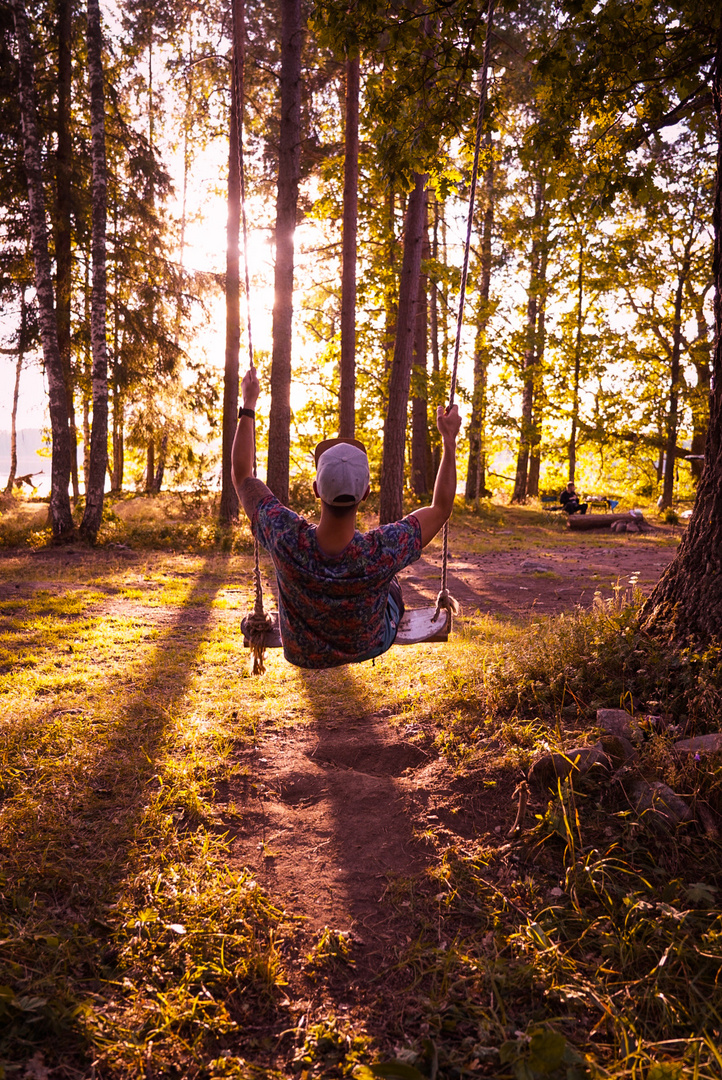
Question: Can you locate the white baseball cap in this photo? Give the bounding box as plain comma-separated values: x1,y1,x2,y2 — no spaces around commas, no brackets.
314,438,370,505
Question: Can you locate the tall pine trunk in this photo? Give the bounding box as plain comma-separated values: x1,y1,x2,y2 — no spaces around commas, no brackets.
219,15,242,525
379,172,428,524
512,177,543,503
466,132,494,501
642,45,722,642
267,0,302,503
339,54,359,438
527,240,549,498
568,240,584,483
79,0,109,543
11,0,75,539
660,241,693,509
411,188,430,496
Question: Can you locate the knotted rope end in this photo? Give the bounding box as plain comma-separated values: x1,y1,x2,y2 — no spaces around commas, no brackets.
432,588,459,626
245,610,275,676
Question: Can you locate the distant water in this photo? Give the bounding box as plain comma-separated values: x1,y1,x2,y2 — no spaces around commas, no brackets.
0,429,49,491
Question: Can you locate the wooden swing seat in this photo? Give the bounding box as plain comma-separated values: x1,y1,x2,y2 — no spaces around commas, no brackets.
242,605,450,652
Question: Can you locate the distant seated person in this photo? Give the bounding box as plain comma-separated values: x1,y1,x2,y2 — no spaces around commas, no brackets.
559,482,587,515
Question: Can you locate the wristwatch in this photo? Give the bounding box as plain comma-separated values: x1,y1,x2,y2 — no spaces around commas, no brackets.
238,407,255,419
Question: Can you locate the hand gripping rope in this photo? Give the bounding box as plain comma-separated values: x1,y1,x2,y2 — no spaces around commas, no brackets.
433,0,496,627
232,0,274,674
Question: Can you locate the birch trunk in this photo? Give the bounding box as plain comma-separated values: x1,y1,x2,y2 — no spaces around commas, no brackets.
219,34,242,524
80,0,109,542
379,173,428,524
267,0,303,503
339,55,359,438
411,189,430,496
11,0,75,538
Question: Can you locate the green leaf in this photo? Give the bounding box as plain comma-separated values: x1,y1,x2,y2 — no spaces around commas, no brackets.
529,1029,567,1073
369,1064,429,1080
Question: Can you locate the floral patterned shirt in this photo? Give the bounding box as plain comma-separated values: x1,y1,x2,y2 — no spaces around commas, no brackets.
245,481,422,668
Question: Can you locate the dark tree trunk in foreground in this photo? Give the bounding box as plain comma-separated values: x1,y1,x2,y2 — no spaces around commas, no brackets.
660,238,693,510
219,25,242,525
527,241,549,499
339,54,359,438
12,0,75,539
642,48,722,642
411,189,430,497
267,0,302,503
56,0,80,503
4,289,27,496
80,0,109,543
379,173,428,524
466,133,494,501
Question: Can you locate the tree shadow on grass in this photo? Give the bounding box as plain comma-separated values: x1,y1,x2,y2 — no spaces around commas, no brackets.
0,560,225,1066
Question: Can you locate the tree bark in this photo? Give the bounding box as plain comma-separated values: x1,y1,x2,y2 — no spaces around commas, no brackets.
339,54,359,438
11,0,75,539
430,195,441,478
641,45,722,642
411,188,430,497
80,0,109,543
145,437,155,494
379,173,428,524
267,0,303,503
4,289,27,496
466,133,494,501
383,182,397,374
219,28,242,525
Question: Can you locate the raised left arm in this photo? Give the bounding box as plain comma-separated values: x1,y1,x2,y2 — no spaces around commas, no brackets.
232,367,260,496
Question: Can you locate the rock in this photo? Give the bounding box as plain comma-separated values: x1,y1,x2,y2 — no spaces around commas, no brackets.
611,521,626,533
628,780,692,829
695,803,720,839
520,559,552,572
595,734,638,768
529,746,612,788
596,708,643,742
674,733,722,755
626,522,640,533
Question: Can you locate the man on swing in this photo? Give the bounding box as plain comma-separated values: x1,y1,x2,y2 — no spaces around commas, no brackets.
232,366,462,669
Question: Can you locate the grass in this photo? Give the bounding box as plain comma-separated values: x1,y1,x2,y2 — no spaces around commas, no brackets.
0,532,720,1079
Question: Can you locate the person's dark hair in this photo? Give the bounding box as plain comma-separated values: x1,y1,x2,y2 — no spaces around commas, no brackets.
322,499,357,519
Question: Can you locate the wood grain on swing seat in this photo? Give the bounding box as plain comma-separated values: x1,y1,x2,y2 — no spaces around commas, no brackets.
241,605,450,651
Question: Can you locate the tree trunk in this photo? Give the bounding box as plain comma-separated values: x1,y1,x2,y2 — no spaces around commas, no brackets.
80,0,109,543
11,0,75,539
339,54,359,438
430,195,441,478
379,173,428,524
55,0,80,504
267,0,303,503
660,245,693,510
383,182,397,374
527,240,549,498
466,132,494,501
4,290,26,496
219,30,242,525
154,431,168,492
641,48,722,642
569,240,584,483
689,296,712,481
411,188,430,497
145,438,155,494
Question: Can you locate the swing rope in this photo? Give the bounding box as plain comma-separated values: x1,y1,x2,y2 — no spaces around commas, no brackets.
434,0,495,626
232,1,273,674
